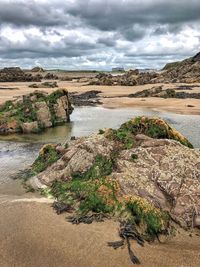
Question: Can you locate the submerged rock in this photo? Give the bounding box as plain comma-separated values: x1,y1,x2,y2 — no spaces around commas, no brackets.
0,89,73,134
30,117,199,229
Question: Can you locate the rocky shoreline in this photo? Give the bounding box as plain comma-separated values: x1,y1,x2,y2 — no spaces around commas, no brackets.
88,52,200,86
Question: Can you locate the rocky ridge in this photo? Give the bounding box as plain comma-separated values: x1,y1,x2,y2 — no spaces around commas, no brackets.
89,52,200,86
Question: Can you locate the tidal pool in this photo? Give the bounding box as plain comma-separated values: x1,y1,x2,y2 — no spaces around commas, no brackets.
0,106,199,147
0,106,200,189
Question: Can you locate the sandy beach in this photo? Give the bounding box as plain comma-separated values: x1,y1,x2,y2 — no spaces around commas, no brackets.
0,197,199,267
1,80,200,115
0,79,200,266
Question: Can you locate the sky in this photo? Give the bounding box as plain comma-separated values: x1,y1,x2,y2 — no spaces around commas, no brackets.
0,0,200,70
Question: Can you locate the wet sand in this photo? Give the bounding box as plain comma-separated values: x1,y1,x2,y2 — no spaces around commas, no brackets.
0,199,199,267
0,80,200,115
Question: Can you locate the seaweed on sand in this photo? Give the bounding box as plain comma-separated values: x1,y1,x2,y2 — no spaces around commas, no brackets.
108,221,145,265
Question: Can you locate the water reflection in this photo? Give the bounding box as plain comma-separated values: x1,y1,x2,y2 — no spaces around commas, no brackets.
0,106,200,147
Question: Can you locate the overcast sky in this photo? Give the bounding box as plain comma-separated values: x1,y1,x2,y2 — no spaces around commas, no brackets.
0,0,200,70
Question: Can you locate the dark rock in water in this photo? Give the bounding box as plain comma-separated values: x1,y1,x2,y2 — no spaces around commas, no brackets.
0,67,41,82
0,89,73,134
69,90,102,106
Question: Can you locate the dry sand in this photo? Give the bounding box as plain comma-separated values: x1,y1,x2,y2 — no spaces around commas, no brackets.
0,198,199,267
0,80,200,115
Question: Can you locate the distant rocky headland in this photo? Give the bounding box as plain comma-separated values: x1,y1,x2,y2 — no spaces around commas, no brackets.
89,52,200,86
0,89,73,134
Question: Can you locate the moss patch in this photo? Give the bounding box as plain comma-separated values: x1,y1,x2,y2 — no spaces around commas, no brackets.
32,144,61,173
125,196,169,238
107,116,193,148
48,153,169,239
50,155,117,214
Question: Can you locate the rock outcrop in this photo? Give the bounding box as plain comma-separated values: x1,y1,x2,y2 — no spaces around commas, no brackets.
0,89,73,134
89,52,200,86
160,52,200,83
30,117,199,229
128,85,200,99
89,70,161,86
44,73,59,80
0,67,41,82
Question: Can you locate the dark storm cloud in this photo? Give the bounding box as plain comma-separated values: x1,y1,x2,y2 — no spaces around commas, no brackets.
0,1,200,32
0,0,200,69
97,37,116,47
0,0,68,27
0,34,97,59
67,0,200,31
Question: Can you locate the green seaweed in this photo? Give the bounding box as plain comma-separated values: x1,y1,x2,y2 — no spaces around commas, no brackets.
32,145,61,173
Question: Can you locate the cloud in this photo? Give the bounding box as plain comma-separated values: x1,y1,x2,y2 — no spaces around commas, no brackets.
0,0,200,69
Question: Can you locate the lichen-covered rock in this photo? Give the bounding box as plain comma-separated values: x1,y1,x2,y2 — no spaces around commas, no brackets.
54,95,71,122
21,121,39,133
35,102,52,128
0,89,73,134
30,117,199,228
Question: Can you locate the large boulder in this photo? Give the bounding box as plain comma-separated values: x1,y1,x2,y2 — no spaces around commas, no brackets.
30,117,199,228
0,89,73,134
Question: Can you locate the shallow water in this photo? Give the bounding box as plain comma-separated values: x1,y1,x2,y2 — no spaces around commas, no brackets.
0,106,199,146
0,106,200,189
